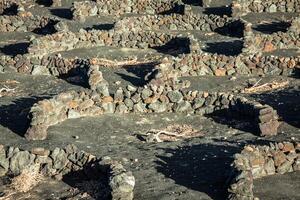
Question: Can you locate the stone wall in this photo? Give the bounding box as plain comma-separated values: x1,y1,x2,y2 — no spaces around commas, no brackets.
27,29,200,58
242,21,300,55
25,66,279,140
231,0,300,17
72,0,182,20
114,13,233,32
0,14,57,32
228,142,300,199
0,144,135,200
157,54,300,77
2,50,299,79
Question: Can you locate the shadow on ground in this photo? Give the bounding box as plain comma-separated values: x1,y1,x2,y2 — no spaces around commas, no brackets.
50,8,73,19
253,21,290,34
151,37,191,56
203,40,243,56
250,87,300,129
62,162,111,199
155,142,241,200
205,109,260,135
116,62,158,87
85,24,115,31
204,6,232,17
0,96,49,137
0,42,30,57
33,20,58,35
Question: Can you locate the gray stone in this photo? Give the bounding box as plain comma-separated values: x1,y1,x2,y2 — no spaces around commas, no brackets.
148,101,167,113
133,102,146,112
124,98,134,109
50,148,68,170
141,88,153,100
31,65,50,75
102,102,115,113
110,171,135,200
10,151,35,175
116,103,128,113
277,160,293,174
67,109,81,119
268,4,277,13
174,101,192,113
193,97,205,109
167,90,183,103
0,147,8,176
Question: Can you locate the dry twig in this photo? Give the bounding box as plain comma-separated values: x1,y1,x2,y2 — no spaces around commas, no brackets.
242,80,289,93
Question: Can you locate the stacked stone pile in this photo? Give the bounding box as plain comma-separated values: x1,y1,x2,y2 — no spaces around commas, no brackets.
25,65,279,140
27,29,198,58
160,53,300,77
228,142,300,199
0,144,135,200
1,46,299,77
114,13,233,32
0,14,58,32
232,0,300,17
72,0,182,20
242,20,300,55
229,97,280,136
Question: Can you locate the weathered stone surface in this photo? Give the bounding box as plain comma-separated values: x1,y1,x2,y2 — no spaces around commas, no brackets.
10,151,35,175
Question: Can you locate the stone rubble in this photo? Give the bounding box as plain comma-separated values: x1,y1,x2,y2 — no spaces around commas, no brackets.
231,0,300,17
25,66,280,140
71,0,182,21
242,18,300,55
0,144,135,200
228,141,300,199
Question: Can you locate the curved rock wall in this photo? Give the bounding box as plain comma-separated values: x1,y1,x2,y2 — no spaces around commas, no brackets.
228,142,300,199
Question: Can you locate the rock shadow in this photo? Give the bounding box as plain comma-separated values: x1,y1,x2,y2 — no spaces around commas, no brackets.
50,8,72,19
58,63,89,87
32,19,58,35
61,162,111,199
250,87,300,129
0,96,49,137
215,20,244,38
203,40,243,56
205,109,260,135
36,0,53,7
158,4,184,15
253,21,290,34
182,0,201,6
115,62,158,87
1,3,18,15
204,6,232,17
155,142,242,200
151,37,191,56
85,24,114,31
0,42,30,57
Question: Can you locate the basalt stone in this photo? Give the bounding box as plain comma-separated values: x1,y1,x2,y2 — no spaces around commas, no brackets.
133,101,146,112
110,171,135,200
67,109,81,119
277,160,293,174
141,88,153,100
173,101,192,113
167,90,183,103
259,120,280,136
0,146,8,176
10,151,35,175
102,102,115,113
50,148,68,170
124,98,134,110
116,103,129,114
148,101,167,113
25,125,48,141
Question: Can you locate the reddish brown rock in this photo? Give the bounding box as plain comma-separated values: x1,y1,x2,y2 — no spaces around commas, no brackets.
259,121,280,136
